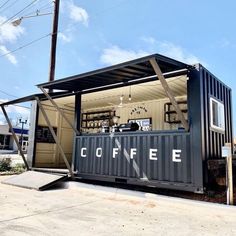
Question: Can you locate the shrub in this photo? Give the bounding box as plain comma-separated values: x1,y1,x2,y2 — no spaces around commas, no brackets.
11,163,26,173
0,158,12,172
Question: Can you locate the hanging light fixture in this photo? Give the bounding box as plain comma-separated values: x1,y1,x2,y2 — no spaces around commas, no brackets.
128,86,132,101
118,95,124,107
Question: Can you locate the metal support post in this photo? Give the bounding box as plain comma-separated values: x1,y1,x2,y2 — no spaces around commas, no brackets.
1,106,29,170
226,155,234,205
223,143,234,205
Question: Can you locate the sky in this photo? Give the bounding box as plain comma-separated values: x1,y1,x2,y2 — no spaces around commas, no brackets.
0,0,235,134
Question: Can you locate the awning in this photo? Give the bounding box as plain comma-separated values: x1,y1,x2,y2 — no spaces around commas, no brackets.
37,54,191,92
0,91,70,107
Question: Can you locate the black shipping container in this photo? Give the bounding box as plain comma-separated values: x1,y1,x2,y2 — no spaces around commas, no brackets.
2,54,232,193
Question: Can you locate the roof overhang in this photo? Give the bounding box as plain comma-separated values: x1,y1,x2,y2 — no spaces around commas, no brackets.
37,54,191,92
0,91,69,107
0,54,191,107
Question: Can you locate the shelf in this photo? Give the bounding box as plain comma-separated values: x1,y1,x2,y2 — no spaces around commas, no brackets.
82,126,101,129
165,109,188,114
164,100,188,124
81,110,115,130
82,116,110,121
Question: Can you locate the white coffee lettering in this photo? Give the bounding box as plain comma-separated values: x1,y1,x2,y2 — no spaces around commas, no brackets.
172,149,181,162
81,147,87,157
130,148,137,159
96,147,102,157
112,148,119,158
149,149,158,160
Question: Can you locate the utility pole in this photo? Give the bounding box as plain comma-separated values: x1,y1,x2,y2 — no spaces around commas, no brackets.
18,118,27,149
48,0,60,92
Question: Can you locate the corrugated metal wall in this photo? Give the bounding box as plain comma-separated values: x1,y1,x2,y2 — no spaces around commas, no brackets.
74,132,200,189
200,66,233,159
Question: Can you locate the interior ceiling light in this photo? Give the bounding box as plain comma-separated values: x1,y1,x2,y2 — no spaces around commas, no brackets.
128,86,132,101
118,95,124,107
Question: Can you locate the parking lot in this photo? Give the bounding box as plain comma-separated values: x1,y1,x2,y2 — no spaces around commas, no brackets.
0,175,236,236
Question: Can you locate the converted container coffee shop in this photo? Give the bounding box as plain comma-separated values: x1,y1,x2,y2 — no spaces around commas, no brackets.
1,54,233,193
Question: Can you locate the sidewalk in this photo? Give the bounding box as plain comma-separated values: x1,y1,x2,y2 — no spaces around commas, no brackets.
0,176,235,236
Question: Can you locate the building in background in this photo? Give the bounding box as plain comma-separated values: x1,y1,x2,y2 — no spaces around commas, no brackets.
0,124,29,152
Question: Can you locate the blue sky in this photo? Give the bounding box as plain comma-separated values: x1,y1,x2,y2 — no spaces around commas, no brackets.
0,0,235,134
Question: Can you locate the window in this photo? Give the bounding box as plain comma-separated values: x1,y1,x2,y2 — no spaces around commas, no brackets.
210,97,225,131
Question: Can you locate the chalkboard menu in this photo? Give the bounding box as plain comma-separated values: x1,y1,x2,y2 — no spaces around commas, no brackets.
35,125,57,143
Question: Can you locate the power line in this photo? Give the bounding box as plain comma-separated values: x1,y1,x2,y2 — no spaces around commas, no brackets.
0,0,37,27
0,102,31,110
23,6,53,18
0,0,19,15
22,1,53,18
0,0,10,10
11,104,31,109
0,89,18,98
0,32,51,58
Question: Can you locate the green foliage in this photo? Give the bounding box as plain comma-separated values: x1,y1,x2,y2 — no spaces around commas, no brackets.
0,158,12,172
11,163,26,173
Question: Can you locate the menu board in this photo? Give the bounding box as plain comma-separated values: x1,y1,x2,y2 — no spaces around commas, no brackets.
128,118,152,131
35,125,57,143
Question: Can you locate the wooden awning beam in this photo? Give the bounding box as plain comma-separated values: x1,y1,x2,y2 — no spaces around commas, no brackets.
149,58,189,131
1,106,29,170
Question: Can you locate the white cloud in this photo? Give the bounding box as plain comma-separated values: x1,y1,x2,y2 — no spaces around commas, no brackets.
67,2,89,26
0,16,24,65
0,45,17,64
100,37,205,66
218,38,236,49
58,32,72,43
100,45,149,65
0,16,24,43
155,41,202,64
140,36,204,65
141,36,157,45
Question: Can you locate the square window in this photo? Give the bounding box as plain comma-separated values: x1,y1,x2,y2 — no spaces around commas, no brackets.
210,97,225,131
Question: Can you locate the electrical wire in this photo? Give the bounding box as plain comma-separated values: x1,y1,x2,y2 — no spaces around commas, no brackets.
23,6,53,18
0,89,18,98
0,0,19,14
22,1,53,18
0,0,10,10
0,90,31,109
0,0,37,27
10,104,31,109
0,33,51,58
0,102,31,109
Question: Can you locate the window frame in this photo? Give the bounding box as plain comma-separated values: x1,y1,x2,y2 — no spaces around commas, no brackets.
209,97,225,132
